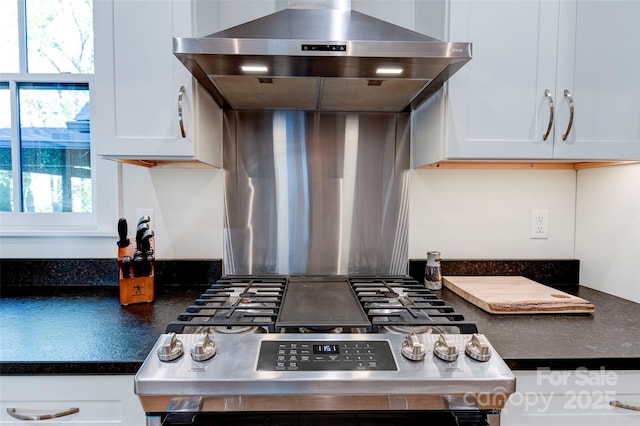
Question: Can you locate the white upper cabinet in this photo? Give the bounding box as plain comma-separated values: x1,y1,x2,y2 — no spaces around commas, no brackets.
553,0,640,160
447,0,558,160
94,0,223,167
413,0,640,165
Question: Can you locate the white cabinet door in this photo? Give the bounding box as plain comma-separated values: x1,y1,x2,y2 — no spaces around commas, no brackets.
0,375,145,425
553,0,640,160
443,0,559,160
94,0,222,166
413,0,640,165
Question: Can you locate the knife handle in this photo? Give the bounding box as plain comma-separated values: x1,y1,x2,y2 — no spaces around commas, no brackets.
136,223,150,249
133,251,144,277
121,256,131,278
140,229,154,252
117,218,130,247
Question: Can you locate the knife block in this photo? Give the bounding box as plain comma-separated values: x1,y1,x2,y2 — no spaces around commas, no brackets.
117,238,154,306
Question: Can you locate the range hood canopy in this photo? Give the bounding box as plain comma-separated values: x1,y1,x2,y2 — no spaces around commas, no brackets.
174,0,471,112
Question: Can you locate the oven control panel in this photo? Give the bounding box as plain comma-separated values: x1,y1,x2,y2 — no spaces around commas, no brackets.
257,340,397,371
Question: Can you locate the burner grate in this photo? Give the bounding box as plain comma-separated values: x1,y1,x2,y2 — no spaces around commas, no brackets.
350,277,478,334
165,276,286,333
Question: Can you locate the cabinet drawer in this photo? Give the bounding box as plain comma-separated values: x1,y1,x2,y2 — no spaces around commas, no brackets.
502,370,640,426
0,376,144,425
502,393,640,426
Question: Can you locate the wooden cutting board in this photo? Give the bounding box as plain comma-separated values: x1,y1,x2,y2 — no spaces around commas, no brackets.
442,276,595,314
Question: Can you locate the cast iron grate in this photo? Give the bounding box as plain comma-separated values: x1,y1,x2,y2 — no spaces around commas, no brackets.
350,276,478,334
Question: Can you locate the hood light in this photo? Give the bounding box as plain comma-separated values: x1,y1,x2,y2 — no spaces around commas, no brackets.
241,65,269,73
376,67,403,75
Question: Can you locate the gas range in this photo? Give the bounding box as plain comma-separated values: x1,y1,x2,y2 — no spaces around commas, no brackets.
135,275,515,426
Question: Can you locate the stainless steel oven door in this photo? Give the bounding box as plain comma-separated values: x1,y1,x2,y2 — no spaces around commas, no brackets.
155,410,500,426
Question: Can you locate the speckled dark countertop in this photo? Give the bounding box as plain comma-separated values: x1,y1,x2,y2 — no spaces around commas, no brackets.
0,286,207,375
437,285,640,370
1,283,639,375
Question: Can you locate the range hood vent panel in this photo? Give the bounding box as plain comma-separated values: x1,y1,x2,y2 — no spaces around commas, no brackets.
209,8,438,42
321,78,428,112
174,1,471,112
214,77,319,110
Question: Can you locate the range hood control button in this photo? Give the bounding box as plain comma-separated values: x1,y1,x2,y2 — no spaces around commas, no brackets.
190,333,216,361
157,333,184,362
465,334,492,362
401,333,426,361
433,334,459,362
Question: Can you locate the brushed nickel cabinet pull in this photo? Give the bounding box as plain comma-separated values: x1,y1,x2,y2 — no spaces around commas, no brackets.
7,407,80,420
562,89,574,141
178,85,186,138
543,89,554,141
610,399,640,411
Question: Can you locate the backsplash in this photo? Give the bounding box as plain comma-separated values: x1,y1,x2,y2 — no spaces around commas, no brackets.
0,259,222,287
409,259,580,286
223,110,410,276
1,258,578,287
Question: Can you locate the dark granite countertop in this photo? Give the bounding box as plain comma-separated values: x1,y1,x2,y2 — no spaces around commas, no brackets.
1,283,639,375
0,286,206,375
438,285,640,370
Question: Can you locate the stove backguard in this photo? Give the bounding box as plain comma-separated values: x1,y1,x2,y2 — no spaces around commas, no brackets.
223,110,409,276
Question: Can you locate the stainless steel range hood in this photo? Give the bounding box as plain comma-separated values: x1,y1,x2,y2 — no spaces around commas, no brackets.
174,0,471,112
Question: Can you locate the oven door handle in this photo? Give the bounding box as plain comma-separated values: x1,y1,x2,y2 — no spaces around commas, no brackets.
446,395,502,426
159,396,204,425
166,396,203,412
162,412,198,425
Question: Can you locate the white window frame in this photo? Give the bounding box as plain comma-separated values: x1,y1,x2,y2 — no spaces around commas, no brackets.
0,0,118,249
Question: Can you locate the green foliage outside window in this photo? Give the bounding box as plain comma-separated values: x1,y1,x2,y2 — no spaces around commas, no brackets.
0,0,93,213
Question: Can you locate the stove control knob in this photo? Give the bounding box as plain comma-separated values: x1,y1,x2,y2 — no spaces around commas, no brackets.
157,333,184,362
465,334,492,362
191,333,216,361
433,334,459,362
401,333,426,361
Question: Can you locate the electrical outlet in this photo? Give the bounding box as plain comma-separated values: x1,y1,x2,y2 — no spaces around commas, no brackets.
136,208,155,229
530,209,549,239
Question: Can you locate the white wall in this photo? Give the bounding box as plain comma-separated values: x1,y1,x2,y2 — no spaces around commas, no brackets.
120,165,225,259
0,163,226,259
1,166,579,262
408,169,577,259
575,163,640,303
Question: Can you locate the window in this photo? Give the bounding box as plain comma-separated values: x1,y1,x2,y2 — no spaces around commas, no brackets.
0,82,11,212
18,82,91,213
1,0,115,232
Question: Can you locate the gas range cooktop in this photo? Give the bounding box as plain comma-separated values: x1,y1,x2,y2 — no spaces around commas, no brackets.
135,275,515,423
165,275,478,335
